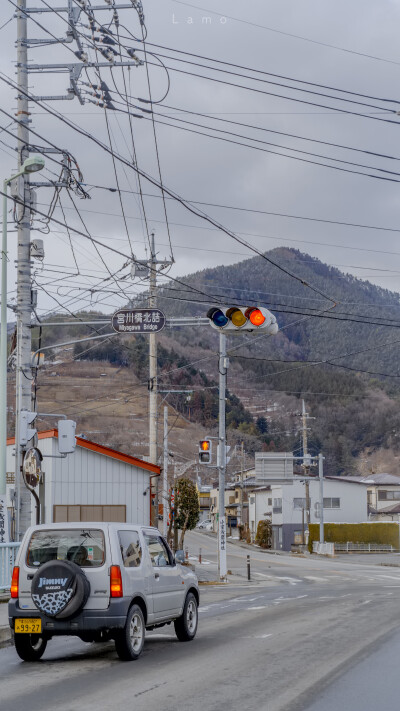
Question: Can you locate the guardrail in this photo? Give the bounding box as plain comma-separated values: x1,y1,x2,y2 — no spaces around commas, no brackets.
0,543,20,592
334,542,395,553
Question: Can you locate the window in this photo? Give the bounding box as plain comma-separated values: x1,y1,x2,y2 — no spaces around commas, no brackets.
249,496,255,505
119,530,142,568
268,498,272,506
273,498,282,513
323,498,340,509
26,529,105,568
378,490,400,501
144,534,173,567
293,498,306,510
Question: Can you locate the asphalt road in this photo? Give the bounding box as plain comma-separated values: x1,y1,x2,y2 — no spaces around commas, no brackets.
1,531,400,711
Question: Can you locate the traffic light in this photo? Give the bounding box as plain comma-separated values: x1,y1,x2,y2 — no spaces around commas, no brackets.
207,306,278,334
199,439,212,464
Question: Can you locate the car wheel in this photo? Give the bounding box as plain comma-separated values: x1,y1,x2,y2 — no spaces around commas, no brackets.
174,592,198,642
31,560,90,620
115,604,145,661
14,634,47,662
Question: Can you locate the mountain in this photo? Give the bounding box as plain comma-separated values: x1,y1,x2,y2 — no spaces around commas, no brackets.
25,248,400,478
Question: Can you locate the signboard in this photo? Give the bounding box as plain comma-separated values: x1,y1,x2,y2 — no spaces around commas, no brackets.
0,495,9,543
23,447,42,488
111,308,166,334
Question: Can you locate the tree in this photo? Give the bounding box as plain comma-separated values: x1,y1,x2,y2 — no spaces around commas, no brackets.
256,416,268,434
175,478,200,548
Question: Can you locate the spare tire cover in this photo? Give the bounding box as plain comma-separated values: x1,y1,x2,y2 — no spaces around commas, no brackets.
31,560,90,619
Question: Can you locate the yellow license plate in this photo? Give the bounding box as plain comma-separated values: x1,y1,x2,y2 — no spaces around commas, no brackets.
15,618,42,634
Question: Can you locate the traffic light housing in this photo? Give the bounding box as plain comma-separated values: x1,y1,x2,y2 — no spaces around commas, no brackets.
207,306,278,334
199,439,212,464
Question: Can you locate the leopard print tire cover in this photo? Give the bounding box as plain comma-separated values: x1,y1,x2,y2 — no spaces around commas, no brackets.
31,560,90,620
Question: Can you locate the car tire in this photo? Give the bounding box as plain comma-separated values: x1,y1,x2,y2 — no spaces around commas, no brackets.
14,634,47,662
174,592,198,642
31,560,90,620
115,604,145,661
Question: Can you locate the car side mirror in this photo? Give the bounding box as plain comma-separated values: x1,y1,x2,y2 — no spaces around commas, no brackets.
175,550,185,564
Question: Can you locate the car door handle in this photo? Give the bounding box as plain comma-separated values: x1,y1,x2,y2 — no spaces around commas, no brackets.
154,571,160,580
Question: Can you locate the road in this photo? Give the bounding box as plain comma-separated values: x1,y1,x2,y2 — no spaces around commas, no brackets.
1,531,400,711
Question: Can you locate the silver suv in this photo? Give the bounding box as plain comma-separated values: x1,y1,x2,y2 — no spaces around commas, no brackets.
8,523,199,662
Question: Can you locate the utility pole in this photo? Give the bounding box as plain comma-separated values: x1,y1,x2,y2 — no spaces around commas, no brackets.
301,400,311,533
218,332,228,580
147,232,173,526
319,453,324,544
162,405,168,538
15,0,33,539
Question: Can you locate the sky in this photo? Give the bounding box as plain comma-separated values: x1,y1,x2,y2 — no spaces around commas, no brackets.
2,0,400,318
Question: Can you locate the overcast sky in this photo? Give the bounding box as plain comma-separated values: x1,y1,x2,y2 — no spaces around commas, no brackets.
2,0,400,317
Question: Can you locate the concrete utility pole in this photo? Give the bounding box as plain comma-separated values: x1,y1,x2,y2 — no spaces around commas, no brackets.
301,400,311,529
319,453,324,544
148,232,173,526
15,0,33,539
162,405,168,538
218,332,228,580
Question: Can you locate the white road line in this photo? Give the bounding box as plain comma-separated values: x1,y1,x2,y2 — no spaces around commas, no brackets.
246,606,267,610
276,576,301,585
376,574,400,581
304,576,328,582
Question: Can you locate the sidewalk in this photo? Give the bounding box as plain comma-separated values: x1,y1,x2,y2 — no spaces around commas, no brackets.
0,601,10,648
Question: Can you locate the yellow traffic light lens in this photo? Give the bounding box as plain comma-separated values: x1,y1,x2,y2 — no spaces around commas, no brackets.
249,309,266,326
200,440,210,451
226,308,247,327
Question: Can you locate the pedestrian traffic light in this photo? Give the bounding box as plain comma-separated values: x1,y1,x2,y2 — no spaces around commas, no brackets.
199,439,212,464
207,306,278,334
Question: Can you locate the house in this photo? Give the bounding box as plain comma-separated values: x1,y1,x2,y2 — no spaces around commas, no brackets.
249,476,369,551
197,484,212,523
210,477,261,533
5,429,160,537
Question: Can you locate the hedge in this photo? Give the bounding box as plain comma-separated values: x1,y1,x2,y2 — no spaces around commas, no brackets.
308,522,400,553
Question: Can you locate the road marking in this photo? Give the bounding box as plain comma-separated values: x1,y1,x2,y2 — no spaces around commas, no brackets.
361,600,371,605
246,606,267,610
376,574,400,581
304,576,328,582
276,576,301,585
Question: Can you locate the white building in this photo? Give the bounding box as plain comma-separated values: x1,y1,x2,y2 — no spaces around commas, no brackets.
249,476,369,550
6,429,160,535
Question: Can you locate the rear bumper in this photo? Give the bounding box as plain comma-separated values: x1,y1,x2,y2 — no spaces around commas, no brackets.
8,599,130,635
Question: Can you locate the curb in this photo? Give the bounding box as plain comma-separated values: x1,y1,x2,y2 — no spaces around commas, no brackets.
0,626,11,649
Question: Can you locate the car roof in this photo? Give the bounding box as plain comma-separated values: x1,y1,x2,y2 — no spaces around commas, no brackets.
25,522,160,533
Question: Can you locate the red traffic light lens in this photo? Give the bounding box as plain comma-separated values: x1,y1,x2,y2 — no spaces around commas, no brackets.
246,308,266,327
200,440,210,451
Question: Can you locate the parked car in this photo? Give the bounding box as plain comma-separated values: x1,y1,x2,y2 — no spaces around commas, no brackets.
8,523,199,662
197,519,213,530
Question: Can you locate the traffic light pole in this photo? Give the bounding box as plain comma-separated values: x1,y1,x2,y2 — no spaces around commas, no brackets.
218,332,228,581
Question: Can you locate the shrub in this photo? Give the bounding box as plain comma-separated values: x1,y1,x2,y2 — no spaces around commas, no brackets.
308,522,400,552
255,519,272,549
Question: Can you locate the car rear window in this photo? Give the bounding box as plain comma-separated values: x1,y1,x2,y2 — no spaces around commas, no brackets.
26,529,105,568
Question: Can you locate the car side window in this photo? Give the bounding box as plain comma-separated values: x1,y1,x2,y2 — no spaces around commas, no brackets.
144,534,172,567
118,530,142,568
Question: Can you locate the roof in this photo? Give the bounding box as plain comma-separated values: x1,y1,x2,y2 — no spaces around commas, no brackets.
373,503,400,514
325,476,370,486
327,474,400,486
6,429,160,475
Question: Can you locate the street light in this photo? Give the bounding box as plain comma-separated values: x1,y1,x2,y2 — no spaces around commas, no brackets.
0,156,45,537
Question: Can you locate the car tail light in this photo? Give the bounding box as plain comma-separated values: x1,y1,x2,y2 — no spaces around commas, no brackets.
110,565,123,598
10,567,19,599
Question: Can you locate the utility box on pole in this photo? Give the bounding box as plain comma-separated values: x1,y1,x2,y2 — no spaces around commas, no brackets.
58,420,76,454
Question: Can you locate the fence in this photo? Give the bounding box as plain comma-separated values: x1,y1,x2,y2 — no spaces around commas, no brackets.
0,543,20,592
334,542,395,553
312,542,335,556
